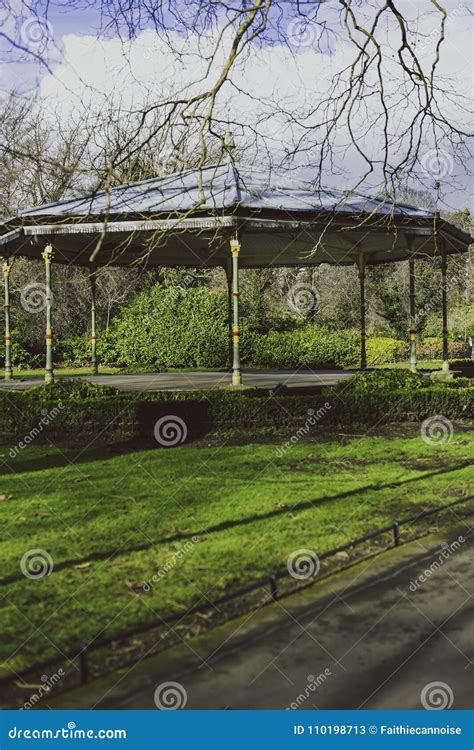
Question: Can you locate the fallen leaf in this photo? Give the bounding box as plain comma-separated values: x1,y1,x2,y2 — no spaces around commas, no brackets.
125,580,143,592
0,494,12,501
74,562,92,570
35,512,52,518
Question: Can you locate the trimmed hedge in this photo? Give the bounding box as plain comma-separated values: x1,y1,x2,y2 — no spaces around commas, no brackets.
53,286,413,370
417,337,466,361
1,376,472,443
60,326,409,370
365,337,408,365
249,326,361,369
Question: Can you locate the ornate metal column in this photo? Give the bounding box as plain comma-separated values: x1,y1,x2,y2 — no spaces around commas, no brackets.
441,243,449,371
230,237,242,386
225,262,233,372
89,263,98,375
408,258,417,372
357,254,367,370
3,259,12,380
42,244,54,384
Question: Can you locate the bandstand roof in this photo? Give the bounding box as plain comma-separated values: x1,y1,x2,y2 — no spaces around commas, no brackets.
0,163,470,268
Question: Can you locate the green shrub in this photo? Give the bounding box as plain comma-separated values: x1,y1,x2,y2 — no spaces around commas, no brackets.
251,326,361,369
57,336,91,367
366,337,408,365
434,377,472,388
106,286,230,368
323,369,425,398
0,377,471,442
93,286,408,370
417,337,466,360
0,330,42,370
31,379,119,401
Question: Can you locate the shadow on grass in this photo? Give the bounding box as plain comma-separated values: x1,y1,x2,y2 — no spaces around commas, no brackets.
1,460,471,587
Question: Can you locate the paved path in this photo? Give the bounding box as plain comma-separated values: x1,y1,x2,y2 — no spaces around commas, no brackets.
117,527,474,710
0,369,353,392
50,523,473,711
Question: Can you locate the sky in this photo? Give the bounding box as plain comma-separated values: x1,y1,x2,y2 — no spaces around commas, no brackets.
1,0,473,209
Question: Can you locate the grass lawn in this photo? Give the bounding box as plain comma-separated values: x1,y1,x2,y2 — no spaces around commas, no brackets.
373,360,443,371
0,424,472,678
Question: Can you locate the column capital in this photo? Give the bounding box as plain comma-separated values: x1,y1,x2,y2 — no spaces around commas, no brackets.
2,261,11,277
230,238,241,257
41,244,54,263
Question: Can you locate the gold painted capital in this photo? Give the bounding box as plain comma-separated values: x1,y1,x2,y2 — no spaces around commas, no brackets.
41,244,54,263
230,238,241,257
2,261,11,278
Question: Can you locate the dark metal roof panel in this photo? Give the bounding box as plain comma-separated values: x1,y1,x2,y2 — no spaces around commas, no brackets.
17,163,435,219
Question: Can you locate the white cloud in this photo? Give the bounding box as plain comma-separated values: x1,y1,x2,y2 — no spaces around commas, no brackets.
27,0,473,206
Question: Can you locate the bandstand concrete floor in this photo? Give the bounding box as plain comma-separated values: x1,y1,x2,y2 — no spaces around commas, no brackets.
0,369,353,392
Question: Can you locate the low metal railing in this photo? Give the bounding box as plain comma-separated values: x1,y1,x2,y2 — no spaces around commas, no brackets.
1,493,472,695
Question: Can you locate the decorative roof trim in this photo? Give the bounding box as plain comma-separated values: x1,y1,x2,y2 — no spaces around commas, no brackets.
23,216,238,236
0,229,21,246
21,217,438,237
